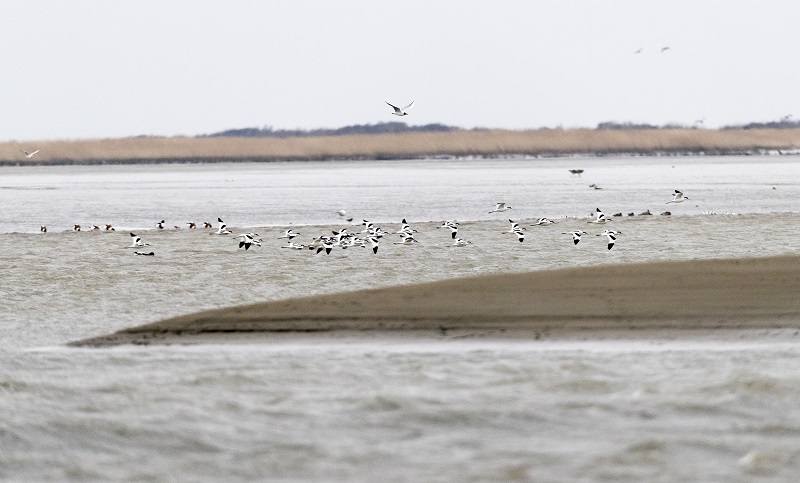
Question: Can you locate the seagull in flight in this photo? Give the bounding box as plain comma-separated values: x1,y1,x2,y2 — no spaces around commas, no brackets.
386,101,414,116
489,202,512,214
21,149,40,159
666,190,690,204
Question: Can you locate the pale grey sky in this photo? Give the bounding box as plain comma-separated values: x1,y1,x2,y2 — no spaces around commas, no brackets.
2,1,800,141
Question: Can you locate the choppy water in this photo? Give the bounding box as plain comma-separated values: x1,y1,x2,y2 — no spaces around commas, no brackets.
2,156,800,481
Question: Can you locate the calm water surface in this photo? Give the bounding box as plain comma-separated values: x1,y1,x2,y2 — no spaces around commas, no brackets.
2,156,800,481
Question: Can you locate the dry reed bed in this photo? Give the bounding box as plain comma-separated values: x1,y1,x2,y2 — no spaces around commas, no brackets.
3,128,800,164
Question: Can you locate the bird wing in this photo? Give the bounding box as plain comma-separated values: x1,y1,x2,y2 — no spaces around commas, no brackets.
385,101,401,113
402,101,415,111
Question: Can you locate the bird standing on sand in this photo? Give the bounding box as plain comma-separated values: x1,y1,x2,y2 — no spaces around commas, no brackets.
386,101,414,116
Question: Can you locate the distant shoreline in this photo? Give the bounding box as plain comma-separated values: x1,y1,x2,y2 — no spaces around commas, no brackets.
3,128,800,166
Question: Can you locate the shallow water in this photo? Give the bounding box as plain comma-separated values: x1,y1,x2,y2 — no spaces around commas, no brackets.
2,156,800,481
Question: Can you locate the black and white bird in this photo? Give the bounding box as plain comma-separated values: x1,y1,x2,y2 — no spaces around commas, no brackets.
597,229,621,250
134,251,155,256
504,220,526,242
569,169,584,177
532,217,555,226
386,101,414,116
588,208,609,224
666,190,689,204
155,220,165,229
395,218,417,236
437,221,459,239
563,230,588,245
126,232,150,248
489,202,512,213
316,237,335,255
394,234,419,245
452,238,472,247
278,229,300,240
214,218,232,235
237,233,262,250
367,236,381,254
281,242,306,250
21,149,40,159
40,225,47,233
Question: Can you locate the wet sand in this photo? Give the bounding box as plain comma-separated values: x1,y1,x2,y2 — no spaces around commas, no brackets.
71,255,800,347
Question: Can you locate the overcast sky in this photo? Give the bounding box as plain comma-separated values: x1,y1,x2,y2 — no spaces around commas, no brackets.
2,1,800,141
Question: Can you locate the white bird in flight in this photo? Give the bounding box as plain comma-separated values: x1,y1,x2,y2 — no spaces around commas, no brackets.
386,101,414,116
21,149,40,159
666,190,690,204
126,232,150,248
488,202,512,214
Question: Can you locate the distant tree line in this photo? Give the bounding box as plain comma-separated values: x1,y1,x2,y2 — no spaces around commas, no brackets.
201,122,460,138
199,119,800,138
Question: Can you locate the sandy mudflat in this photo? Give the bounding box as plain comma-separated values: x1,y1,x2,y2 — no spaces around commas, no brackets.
71,255,800,347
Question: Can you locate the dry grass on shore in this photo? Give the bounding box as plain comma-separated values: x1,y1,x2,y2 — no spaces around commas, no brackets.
4,128,800,165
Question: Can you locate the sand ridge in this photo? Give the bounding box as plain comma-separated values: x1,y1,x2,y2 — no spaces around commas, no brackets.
70,255,800,347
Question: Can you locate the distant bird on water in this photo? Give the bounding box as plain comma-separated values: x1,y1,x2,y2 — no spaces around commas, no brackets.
40,225,47,233
386,101,414,116
21,149,40,158
569,169,584,177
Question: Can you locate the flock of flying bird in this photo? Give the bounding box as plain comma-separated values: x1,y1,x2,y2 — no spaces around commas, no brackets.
29,101,692,257
80,186,689,257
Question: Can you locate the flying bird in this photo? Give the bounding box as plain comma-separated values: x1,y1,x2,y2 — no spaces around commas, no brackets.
214,218,232,235
666,190,690,204
660,46,671,53
126,232,150,248
386,101,414,116
588,208,609,224
489,202,512,213
21,149,40,159
563,231,588,245
597,229,622,250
